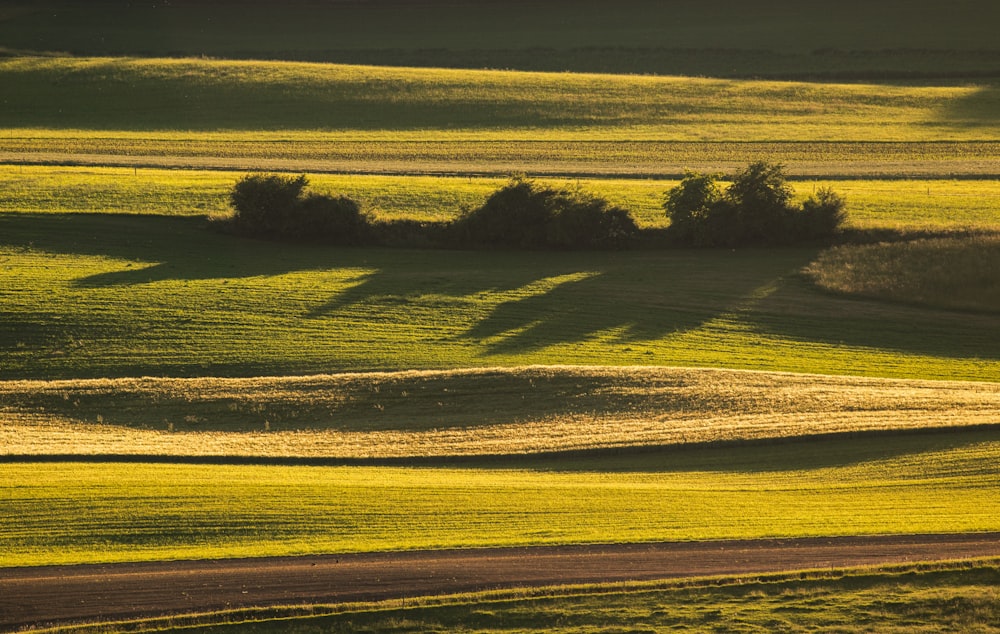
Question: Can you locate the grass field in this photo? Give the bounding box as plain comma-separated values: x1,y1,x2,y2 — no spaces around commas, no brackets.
808,234,1000,313
1,57,999,180
2,212,999,381
8,57,994,137
3,426,999,568
174,564,1000,633
2,0,999,78
2,4,999,629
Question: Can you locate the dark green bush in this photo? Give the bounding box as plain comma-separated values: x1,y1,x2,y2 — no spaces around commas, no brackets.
662,170,723,245
664,161,846,247
456,177,638,249
455,177,555,248
229,173,308,238
546,196,638,249
369,218,451,248
799,186,847,240
290,193,368,245
228,173,367,245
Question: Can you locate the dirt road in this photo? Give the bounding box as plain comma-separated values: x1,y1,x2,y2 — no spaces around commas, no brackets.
3,533,999,631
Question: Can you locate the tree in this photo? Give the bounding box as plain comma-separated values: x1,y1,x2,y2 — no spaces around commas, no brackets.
663,161,846,246
663,170,722,244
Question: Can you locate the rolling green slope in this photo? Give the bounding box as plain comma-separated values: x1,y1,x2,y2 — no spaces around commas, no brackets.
4,427,999,567
2,57,996,178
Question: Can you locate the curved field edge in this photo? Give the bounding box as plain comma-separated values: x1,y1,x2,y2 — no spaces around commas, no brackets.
2,427,998,567
4,366,1000,459
26,561,1000,634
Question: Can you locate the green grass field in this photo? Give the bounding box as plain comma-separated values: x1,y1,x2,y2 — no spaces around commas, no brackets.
4,165,1000,230
808,234,1000,313
2,4,999,629
4,367,999,459
3,427,999,568
1,57,998,179
2,211,998,382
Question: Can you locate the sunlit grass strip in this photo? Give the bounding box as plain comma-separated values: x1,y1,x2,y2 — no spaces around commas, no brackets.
3,367,1000,459
806,234,1000,313
1,57,997,141
2,428,999,567
3,165,1000,231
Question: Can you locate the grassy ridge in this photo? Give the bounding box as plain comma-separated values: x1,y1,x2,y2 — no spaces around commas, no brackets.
3,0,999,78
3,57,997,179
2,212,999,381
3,166,1000,231
3,427,999,567
0,57,997,139
5,367,1000,459
179,564,1000,633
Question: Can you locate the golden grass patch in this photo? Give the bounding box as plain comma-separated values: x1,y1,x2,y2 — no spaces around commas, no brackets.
3,366,999,459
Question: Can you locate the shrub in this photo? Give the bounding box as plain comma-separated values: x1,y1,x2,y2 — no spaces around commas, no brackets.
227,173,367,245
663,170,723,245
547,196,638,249
455,177,638,249
455,176,555,248
229,173,308,237
369,218,451,248
290,193,368,245
664,161,846,247
799,187,847,240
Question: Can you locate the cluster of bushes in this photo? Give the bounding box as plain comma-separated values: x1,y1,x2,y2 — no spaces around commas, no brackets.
663,161,846,247
225,174,638,250
224,162,845,250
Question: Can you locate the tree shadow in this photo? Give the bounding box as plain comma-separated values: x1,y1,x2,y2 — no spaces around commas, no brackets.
305,248,816,355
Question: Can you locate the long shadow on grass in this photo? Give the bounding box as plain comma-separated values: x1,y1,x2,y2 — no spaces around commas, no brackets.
306,247,815,354
3,213,996,371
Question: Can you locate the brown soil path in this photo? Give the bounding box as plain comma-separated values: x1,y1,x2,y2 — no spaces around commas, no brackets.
3,533,999,632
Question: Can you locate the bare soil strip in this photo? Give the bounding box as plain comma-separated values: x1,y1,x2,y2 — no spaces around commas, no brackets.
2,533,999,631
